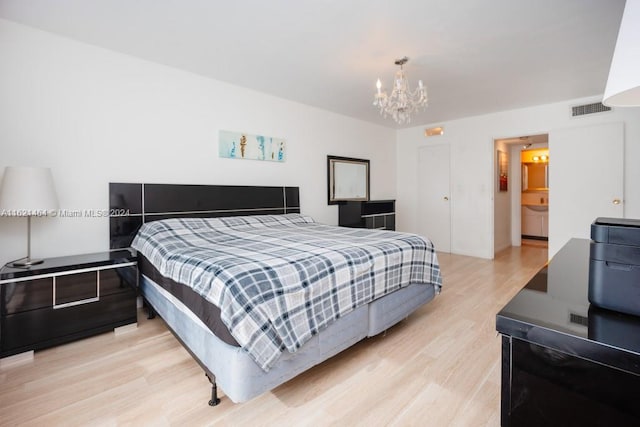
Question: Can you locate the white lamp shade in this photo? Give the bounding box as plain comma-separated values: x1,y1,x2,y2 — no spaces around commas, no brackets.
0,167,59,215
603,0,640,106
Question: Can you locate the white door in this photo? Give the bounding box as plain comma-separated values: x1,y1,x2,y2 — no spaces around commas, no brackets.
417,144,451,252
549,122,624,257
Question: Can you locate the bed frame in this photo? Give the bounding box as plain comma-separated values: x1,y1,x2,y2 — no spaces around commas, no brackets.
108,183,300,250
108,183,436,405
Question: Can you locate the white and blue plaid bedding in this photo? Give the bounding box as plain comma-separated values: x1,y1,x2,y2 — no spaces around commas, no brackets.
132,214,442,371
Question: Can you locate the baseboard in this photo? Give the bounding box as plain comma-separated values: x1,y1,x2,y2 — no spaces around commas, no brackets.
521,235,548,241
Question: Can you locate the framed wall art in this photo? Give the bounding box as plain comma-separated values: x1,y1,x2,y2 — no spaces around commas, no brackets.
498,150,508,192
219,130,286,162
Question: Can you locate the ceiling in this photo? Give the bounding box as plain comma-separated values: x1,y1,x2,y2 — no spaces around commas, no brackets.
0,0,626,129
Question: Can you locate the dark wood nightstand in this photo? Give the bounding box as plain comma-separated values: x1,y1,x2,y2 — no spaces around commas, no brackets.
0,250,138,359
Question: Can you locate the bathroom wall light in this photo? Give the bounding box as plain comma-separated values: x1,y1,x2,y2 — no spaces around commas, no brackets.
532,155,549,162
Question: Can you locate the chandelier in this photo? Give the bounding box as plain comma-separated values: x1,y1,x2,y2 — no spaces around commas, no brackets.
373,56,428,125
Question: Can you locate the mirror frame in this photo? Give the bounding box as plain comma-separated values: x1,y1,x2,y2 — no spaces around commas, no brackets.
327,155,370,205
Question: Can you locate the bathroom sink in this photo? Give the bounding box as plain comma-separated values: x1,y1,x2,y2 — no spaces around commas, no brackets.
523,205,548,212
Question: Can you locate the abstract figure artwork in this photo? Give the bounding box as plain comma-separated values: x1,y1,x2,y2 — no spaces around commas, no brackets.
219,130,286,162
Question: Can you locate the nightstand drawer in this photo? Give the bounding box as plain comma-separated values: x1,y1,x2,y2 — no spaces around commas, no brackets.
2,290,136,355
0,250,138,358
2,265,137,315
100,266,137,296
3,278,53,314
55,271,98,307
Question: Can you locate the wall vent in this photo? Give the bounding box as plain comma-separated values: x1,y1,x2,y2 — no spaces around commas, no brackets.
569,312,588,326
571,102,612,117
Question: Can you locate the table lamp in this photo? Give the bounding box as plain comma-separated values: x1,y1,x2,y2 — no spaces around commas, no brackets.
0,166,59,267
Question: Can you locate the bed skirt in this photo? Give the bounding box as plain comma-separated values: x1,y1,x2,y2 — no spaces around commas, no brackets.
140,275,436,403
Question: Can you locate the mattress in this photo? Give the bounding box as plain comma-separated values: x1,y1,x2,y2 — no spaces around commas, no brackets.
139,254,239,346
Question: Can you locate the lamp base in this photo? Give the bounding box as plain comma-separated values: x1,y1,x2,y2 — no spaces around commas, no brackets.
9,258,44,268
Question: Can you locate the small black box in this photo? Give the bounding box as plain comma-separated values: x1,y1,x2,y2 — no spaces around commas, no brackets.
589,217,640,316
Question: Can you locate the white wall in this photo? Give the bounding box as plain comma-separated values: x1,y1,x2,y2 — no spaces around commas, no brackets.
397,97,640,259
0,19,396,263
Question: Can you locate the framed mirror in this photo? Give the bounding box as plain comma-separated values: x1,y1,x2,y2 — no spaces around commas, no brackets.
522,163,549,191
327,155,370,204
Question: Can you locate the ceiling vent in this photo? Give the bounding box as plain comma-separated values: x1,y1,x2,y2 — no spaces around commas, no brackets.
571,102,612,117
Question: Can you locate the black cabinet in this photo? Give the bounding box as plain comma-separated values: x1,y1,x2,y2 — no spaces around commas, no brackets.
338,200,395,231
496,239,640,425
0,250,137,358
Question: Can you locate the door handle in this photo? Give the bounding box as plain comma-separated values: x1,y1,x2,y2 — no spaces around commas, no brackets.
444,196,449,201
613,198,622,205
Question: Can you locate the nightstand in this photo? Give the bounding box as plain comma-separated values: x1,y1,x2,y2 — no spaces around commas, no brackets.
0,250,138,359
338,200,396,230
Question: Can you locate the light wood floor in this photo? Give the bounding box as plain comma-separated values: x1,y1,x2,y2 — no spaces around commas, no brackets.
0,245,548,426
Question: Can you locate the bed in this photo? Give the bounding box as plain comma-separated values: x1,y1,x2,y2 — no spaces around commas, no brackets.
109,183,442,404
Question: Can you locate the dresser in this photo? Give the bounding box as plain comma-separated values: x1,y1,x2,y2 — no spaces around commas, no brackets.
338,200,395,231
496,239,640,426
0,250,138,358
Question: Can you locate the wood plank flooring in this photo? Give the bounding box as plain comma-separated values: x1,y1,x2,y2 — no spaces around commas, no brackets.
0,245,548,426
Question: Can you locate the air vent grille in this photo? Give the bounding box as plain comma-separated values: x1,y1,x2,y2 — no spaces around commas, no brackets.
569,312,588,326
572,102,612,117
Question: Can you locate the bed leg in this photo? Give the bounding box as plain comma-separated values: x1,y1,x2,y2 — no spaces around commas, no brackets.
143,298,156,319
206,374,221,406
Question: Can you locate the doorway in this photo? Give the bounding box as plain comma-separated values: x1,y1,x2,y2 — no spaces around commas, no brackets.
494,134,549,254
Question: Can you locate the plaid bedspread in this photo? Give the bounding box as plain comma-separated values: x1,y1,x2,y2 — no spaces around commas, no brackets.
132,214,442,371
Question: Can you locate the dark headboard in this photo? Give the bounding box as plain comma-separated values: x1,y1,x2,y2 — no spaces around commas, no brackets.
109,183,300,249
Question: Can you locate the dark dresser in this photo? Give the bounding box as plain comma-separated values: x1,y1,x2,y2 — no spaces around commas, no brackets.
338,200,395,230
496,238,640,426
0,250,138,358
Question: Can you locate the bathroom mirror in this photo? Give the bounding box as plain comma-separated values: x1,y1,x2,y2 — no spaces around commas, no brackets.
327,155,370,204
522,163,548,191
